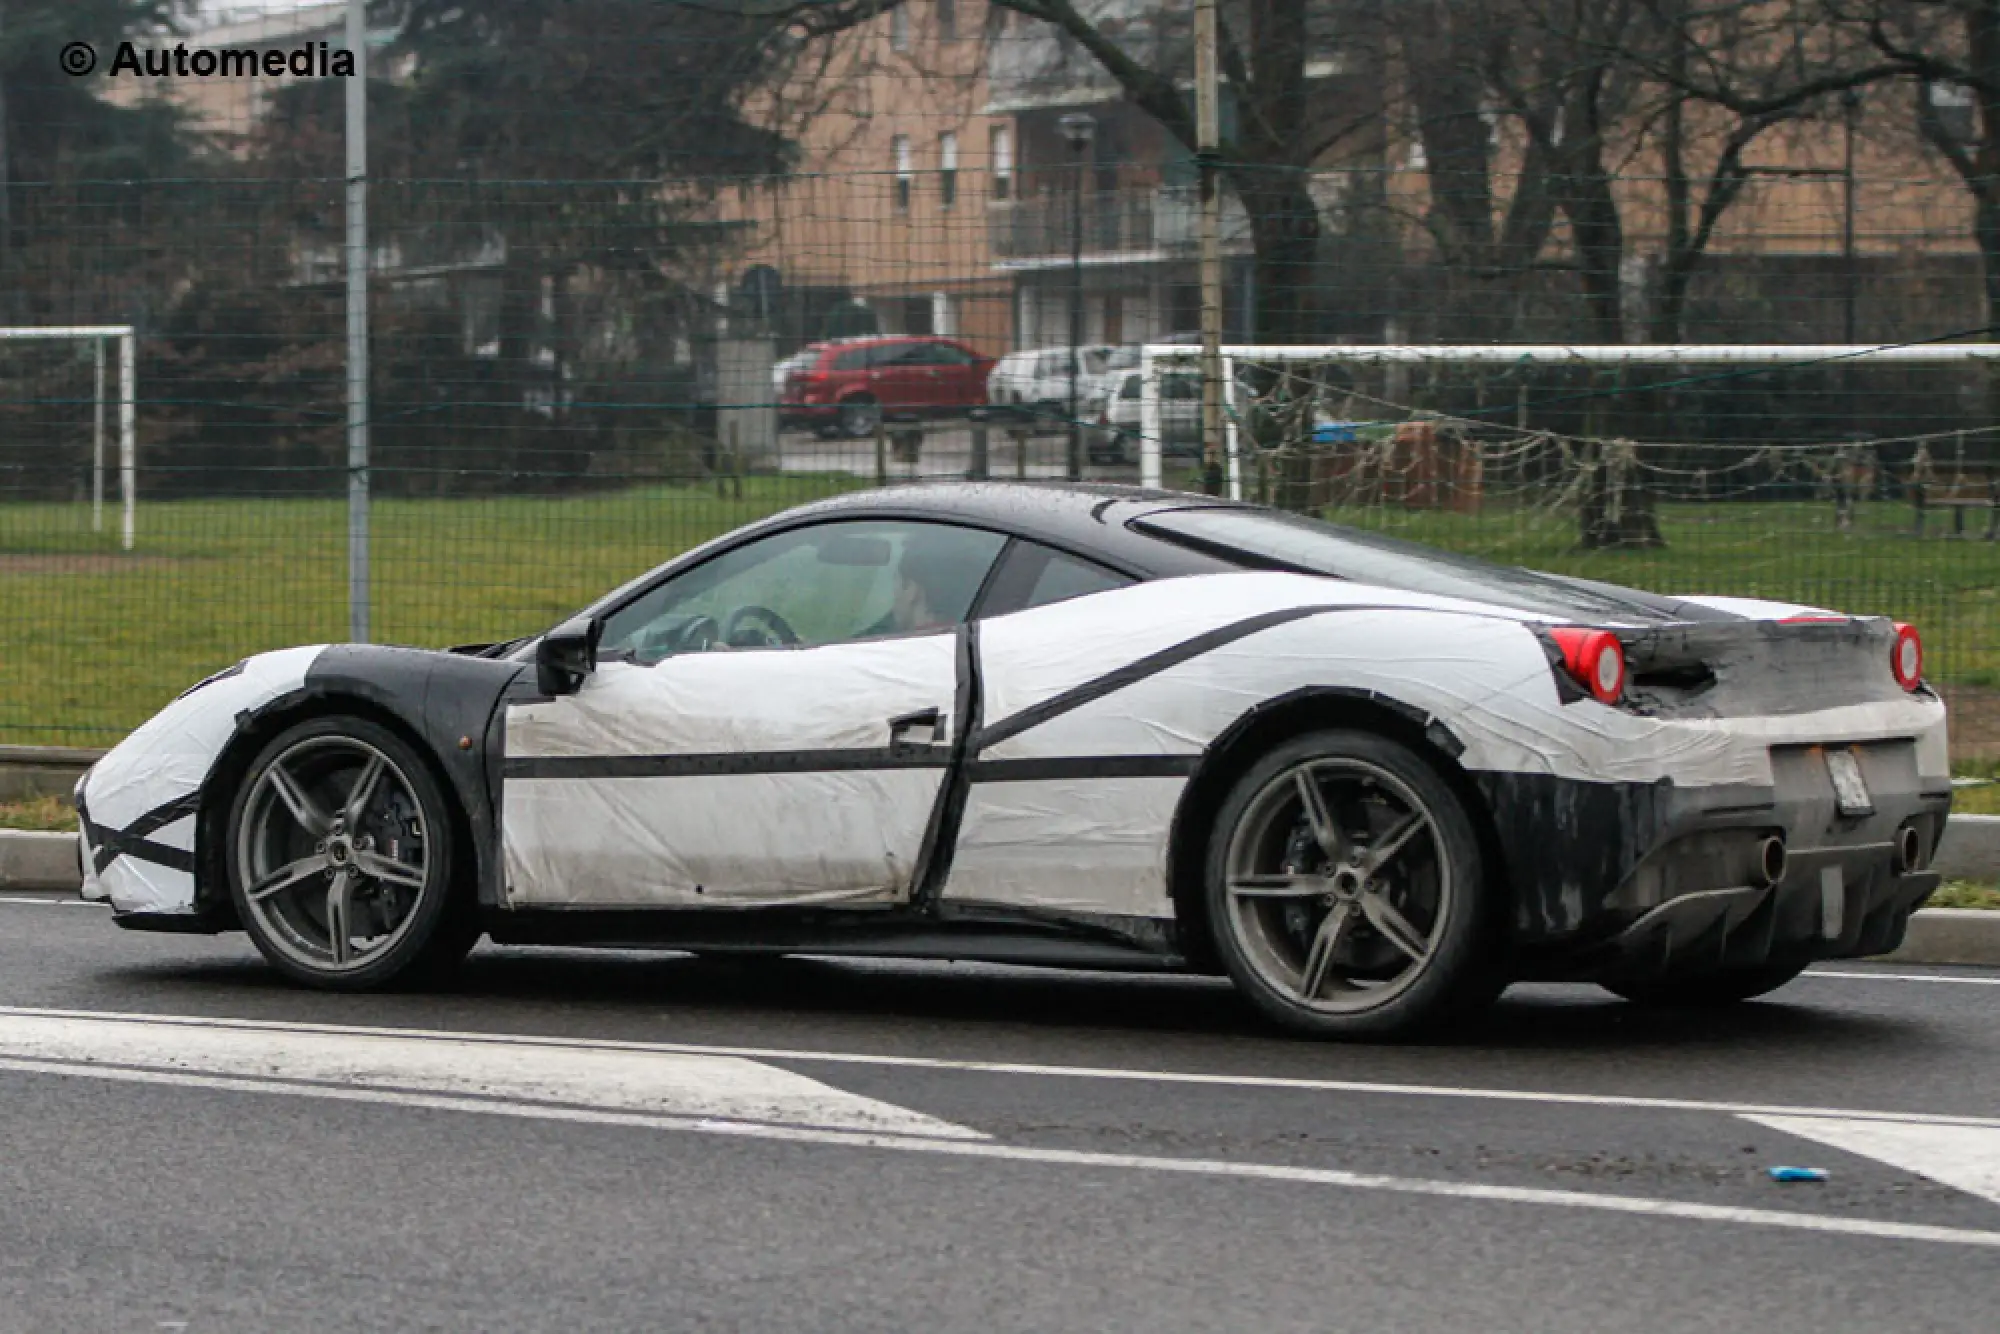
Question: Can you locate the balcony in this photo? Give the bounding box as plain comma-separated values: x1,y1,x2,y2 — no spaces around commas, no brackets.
987,186,1250,267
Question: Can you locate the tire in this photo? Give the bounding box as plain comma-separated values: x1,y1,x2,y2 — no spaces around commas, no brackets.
226,715,477,991
1205,729,1499,1039
1601,959,1811,1007
839,395,881,438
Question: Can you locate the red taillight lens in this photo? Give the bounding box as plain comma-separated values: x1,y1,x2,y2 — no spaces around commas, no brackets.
1549,627,1625,704
1891,622,1923,690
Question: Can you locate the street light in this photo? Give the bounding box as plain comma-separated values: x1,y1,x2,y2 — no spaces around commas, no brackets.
1059,112,1096,481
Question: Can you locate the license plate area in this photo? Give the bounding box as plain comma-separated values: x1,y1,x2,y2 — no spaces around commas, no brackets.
1823,748,1874,817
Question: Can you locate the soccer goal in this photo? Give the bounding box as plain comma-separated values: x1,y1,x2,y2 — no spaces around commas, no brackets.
0,326,138,549
1136,341,2000,500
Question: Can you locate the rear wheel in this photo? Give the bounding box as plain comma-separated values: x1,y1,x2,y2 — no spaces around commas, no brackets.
1602,959,1811,1007
1206,730,1499,1039
839,395,881,438
226,715,476,991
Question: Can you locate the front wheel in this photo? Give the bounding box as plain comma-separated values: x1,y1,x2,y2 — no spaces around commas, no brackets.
226,715,476,991
1206,729,1499,1039
1601,959,1811,1007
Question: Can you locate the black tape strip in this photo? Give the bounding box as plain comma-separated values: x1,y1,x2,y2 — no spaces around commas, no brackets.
92,830,196,876
78,791,203,877
974,603,1373,751
967,755,1199,782
909,621,980,910
503,746,950,780
125,791,201,839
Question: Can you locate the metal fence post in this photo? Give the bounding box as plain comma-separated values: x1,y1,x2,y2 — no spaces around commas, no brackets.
969,422,988,479
344,0,371,643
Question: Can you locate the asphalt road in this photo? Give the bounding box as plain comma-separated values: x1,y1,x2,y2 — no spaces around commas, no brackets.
4,896,1999,1333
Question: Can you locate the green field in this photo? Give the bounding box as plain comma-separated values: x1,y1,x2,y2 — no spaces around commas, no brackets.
1,480,1994,747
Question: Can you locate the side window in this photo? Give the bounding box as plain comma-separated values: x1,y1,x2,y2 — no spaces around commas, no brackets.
599,521,1007,664
928,342,975,366
833,347,872,371
978,541,1136,618
1023,549,1134,610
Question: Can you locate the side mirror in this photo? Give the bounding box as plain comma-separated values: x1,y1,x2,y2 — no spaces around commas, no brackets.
535,614,602,697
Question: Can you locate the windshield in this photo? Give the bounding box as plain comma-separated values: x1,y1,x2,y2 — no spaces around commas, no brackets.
1131,507,1691,621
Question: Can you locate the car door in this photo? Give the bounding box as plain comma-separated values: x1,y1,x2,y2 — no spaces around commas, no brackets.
868,341,930,415
501,519,1008,909
928,341,989,410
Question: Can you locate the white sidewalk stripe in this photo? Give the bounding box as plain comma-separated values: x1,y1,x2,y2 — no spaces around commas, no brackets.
1803,969,2000,987
4,1004,1995,1132
1744,1115,2000,1209
0,1012,981,1141
4,1052,1998,1251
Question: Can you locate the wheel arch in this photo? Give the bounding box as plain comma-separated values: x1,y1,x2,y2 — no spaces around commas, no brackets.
196,649,521,922
195,693,465,928
1163,687,1511,972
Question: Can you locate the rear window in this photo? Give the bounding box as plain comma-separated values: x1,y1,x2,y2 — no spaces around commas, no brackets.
1130,507,1688,621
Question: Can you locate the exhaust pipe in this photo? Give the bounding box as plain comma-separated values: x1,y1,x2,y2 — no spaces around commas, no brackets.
1757,835,1788,887
1895,824,1924,874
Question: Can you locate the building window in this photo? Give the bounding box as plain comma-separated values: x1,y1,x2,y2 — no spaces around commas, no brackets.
990,124,1013,201
939,132,959,209
938,0,958,41
893,134,913,212
891,4,909,51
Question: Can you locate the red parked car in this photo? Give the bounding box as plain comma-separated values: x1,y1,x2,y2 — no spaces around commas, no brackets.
781,335,995,438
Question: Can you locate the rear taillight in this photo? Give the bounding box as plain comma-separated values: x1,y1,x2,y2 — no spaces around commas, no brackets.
1891,622,1923,690
1550,627,1625,704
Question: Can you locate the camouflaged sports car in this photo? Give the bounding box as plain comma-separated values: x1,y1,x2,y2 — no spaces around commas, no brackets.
76,483,1951,1037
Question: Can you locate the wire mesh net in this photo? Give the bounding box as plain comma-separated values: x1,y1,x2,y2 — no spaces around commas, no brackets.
0,0,1995,765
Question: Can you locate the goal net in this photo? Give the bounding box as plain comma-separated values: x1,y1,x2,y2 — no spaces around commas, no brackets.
0,326,138,548
1135,341,2000,689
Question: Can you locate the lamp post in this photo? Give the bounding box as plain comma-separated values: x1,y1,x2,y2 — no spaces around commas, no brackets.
1059,112,1096,481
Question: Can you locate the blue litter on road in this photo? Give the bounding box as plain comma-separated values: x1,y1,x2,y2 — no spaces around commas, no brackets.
1767,1166,1831,1183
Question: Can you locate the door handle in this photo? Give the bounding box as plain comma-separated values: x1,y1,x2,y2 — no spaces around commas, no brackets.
888,707,946,746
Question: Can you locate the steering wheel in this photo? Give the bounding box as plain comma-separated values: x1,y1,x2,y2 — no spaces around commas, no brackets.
677,615,720,653
721,604,800,648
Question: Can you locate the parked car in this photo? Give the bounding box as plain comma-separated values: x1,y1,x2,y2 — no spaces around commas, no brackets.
781,335,995,438
77,482,1948,1038
771,347,822,398
987,345,1114,427
1086,368,1203,464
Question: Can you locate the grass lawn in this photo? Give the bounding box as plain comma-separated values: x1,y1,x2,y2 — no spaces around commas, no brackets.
0,797,76,832
1,483,1994,746
1932,881,2000,910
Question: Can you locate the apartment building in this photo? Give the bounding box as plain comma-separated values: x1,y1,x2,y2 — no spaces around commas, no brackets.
722,0,1020,355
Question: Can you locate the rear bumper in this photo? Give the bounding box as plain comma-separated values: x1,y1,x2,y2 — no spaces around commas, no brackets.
1499,739,1953,980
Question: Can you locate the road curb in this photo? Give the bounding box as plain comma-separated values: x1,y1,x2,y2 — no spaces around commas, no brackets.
0,831,83,893
1875,908,2000,967
1935,813,2000,882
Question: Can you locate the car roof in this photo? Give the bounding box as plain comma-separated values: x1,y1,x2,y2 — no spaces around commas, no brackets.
758,482,1233,571
576,483,1241,619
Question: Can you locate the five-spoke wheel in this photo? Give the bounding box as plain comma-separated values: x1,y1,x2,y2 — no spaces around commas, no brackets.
1206,729,1497,1037
227,716,475,990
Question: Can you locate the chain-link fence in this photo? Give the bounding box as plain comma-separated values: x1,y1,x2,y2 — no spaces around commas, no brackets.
1,0,1996,761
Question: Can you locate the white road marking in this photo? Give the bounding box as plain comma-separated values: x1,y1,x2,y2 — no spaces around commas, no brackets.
1745,1115,2000,1209
2,1004,1996,1132
0,1011,980,1141
1804,969,2000,987
4,1051,1997,1251
0,896,104,907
